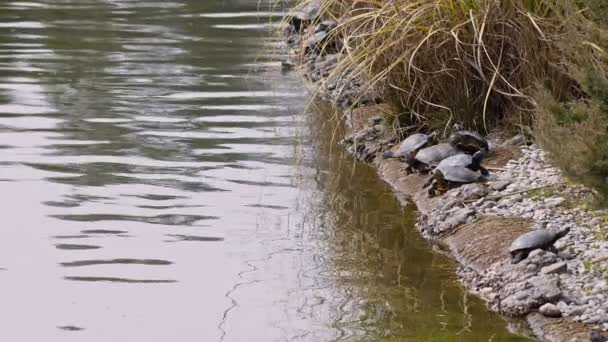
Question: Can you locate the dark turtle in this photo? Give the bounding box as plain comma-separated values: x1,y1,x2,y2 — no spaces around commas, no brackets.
449,130,489,153
591,330,608,342
383,133,431,164
509,227,570,264
408,143,463,173
424,148,489,196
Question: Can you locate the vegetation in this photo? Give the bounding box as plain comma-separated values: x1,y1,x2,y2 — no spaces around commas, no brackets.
536,70,608,202
308,0,603,133
290,0,608,203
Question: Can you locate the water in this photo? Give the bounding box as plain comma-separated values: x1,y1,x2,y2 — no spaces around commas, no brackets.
0,1,532,341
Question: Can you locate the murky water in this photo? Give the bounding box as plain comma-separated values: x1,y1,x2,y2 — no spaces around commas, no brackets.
0,1,532,341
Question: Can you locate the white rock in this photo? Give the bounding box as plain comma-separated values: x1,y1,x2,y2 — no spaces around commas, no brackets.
544,197,565,208
490,180,511,191
541,262,568,275
539,303,562,318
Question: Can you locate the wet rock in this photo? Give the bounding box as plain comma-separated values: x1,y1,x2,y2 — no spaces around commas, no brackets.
539,303,562,317
303,31,329,54
315,20,337,33
541,262,567,275
490,180,511,191
287,0,321,33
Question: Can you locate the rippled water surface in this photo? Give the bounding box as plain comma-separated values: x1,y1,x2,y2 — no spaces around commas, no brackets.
0,1,533,341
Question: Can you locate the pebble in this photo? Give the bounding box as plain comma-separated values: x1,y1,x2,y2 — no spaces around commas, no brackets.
490,180,511,191
539,303,562,318
544,197,565,209
558,250,574,260
511,194,523,202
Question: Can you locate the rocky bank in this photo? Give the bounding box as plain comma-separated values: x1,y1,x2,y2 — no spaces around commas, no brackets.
282,5,608,341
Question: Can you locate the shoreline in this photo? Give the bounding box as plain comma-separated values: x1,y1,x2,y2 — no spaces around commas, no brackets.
283,10,608,342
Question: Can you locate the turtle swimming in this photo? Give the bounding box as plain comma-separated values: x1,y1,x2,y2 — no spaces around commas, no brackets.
424,148,489,196
449,130,489,154
509,227,570,264
383,133,432,164
408,143,463,173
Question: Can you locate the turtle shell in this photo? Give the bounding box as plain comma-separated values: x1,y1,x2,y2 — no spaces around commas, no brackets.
509,229,559,253
449,130,489,153
394,133,430,158
415,143,462,167
434,154,483,183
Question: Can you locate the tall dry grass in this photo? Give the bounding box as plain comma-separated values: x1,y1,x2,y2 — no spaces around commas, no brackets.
301,0,600,134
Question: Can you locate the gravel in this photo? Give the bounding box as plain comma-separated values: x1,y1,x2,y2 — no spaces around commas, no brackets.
421,145,608,333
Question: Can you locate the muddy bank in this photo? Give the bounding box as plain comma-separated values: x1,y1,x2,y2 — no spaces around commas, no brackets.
282,8,608,341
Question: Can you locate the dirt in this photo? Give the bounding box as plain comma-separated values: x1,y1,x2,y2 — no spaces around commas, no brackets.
444,217,532,272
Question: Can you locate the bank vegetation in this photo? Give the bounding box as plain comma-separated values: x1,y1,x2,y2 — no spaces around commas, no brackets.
290,0,608,203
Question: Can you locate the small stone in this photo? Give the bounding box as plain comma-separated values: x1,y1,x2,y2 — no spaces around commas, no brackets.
512,194,524,202
490,180,511,191
539,303,562,318
558,250,574,260
525,263,537,272
544,197,565,209
541,262,567,275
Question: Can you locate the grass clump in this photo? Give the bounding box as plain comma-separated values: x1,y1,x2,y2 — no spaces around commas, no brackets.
536,68,608,203
313,0,592,133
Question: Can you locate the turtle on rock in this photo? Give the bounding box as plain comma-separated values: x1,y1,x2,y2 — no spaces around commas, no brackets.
408,143,463,173
383,133,432,164
509,227,570,264
449,130,489,154
424,148,489,196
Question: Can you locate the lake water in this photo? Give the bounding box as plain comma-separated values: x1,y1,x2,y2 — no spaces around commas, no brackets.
0,1,532,341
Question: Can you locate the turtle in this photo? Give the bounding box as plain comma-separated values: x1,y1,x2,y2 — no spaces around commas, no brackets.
591,330,608,342
449,130,489,154
383,133,432,164
424,148,489,196
508,227,570,264
408,143,463,173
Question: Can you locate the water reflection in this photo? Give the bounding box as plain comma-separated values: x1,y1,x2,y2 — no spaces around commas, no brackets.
0,0,531,341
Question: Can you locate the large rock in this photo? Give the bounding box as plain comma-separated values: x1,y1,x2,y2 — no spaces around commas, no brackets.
457,183,489,201
499,275,562,316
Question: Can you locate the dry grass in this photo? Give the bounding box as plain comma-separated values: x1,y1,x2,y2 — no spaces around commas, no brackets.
294,0,603,135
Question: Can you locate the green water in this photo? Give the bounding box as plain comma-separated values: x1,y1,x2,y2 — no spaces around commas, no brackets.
0,0,533,341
